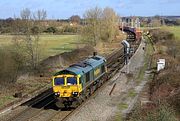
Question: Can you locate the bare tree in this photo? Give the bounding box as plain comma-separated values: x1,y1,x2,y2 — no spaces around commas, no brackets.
13,8,47,70
34,9,47,21
82,7,102,46
82,7,120,45
101,7,119,42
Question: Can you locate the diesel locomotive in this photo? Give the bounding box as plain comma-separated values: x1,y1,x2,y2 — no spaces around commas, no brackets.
52,55,107,108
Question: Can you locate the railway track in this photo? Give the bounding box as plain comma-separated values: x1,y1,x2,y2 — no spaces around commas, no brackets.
7,40,140,121
52,41,140,121
48,47,129,121
6,89,54,121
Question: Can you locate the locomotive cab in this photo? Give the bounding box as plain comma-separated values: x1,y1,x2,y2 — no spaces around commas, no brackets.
52,74,82,98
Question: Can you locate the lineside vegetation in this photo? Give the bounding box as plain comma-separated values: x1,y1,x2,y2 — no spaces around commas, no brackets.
129,29,180,121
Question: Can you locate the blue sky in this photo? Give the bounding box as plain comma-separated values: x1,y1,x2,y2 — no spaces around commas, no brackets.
0,0,180,19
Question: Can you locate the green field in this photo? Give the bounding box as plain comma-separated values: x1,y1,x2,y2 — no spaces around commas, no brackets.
162,26,180,40
0,34,82,58
39,35,82,58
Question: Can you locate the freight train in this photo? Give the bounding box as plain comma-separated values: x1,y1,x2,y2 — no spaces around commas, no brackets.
52,55,107,108
52,26,142,108
120,26,142,42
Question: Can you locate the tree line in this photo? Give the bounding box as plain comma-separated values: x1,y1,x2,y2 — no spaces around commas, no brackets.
0,16,80,34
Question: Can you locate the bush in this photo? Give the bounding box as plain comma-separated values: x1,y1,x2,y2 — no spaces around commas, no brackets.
44,27,57,33
0,47,18,83
130,103,178,121
150,29,179,58
0,45,25,84
31,26,40,34
64,25,77,33
147,105,177,121
150,29,175,44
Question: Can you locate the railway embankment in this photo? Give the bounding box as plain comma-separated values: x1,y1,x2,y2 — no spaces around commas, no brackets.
128,29,180,121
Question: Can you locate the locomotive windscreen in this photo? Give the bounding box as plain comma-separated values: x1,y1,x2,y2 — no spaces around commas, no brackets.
54,77,64,85
67,77,77,85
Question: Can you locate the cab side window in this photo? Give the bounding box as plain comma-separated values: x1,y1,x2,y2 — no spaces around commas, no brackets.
86,72,90,82
101,65,105,73
79,77,82,84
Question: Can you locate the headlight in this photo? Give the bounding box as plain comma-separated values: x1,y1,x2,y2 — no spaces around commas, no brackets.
55,92,60,96
72,92,78,97
72,92,78,95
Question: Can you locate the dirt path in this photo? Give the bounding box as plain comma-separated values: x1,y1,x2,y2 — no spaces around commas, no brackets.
66,39,148,121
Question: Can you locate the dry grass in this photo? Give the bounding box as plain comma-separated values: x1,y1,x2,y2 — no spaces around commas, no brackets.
0,35,13,45
129,103,178,121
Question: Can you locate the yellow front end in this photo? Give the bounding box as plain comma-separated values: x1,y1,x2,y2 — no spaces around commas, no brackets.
52,74,82,98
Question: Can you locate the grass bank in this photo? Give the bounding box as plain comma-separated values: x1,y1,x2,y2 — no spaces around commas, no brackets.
136,36,154,83
129,27,180,121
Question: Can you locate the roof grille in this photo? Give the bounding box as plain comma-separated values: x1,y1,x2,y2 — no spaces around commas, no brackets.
92,56,101,60
70,62,87,67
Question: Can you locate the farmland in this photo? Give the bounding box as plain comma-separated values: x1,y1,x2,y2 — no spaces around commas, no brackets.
0,34,81,59
162,26,180,39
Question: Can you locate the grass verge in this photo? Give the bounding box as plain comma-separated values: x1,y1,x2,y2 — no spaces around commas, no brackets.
115,114,123,121
136,36,154,84
128,89,137,98
0,95,15,108
118,103,128,110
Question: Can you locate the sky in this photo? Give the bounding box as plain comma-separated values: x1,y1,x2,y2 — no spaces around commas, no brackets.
0,0,180,19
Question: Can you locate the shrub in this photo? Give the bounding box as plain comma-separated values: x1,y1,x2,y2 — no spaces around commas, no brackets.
0,47,18,83
44,27,57,33
150,30,175,44
64,25,77,33
31,26,40,34
130,103,178,121
0,45,25,84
